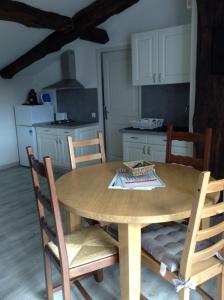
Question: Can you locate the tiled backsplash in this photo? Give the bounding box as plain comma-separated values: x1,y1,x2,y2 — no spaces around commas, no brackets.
57,88,98,123
141,83,190,127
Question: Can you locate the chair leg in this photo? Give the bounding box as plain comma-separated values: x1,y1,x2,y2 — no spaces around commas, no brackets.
178,288,190,300
44,252,53,300
94,270,104,282
62,273,71,300
217,269,224,300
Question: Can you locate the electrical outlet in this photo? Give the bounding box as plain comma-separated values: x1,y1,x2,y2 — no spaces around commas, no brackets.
91,112,96,118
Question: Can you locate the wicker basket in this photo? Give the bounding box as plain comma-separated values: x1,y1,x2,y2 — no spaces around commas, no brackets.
123,160,155,176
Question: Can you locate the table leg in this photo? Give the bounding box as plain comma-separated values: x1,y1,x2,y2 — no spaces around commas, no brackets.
64,210,81,233
118,223,142,300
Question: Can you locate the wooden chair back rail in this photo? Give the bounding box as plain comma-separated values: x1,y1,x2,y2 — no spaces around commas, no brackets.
171,131,206,143
30,156,46,177
67,131,106,170
197,220,224,241
35,188,53,213
166,125,212,171
40,217,57,245
75,153,102,163
192,239,224,264
169,155,203,169
201,202,224,218
207,179,224,193
73,138,101,148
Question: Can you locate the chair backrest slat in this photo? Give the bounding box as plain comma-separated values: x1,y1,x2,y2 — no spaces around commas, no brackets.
35,188,53,213
40,217,57,245
196,221,224,241
166,125,212,171
179,171,224,280
73,138,101,148
75,153,102,163
67,131,106,170
168,155,203,169
192,239,224,264
201,202,224,219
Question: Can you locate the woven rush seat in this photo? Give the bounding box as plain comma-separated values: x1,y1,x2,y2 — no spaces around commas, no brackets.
142,222,212,273
48,226,118,268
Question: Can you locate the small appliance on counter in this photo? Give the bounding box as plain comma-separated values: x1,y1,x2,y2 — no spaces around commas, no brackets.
130,118,164,130
15,105,54,166
55,112,68,121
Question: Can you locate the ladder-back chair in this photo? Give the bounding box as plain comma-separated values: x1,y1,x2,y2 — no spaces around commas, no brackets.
141,171,224,299
27,146,118,300
166,125,212,171
67,131,106,170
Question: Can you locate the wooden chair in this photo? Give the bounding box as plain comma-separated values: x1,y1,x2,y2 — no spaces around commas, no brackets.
26,146,118,300
141,171,224,300
166,125,212,171
67,131,106,170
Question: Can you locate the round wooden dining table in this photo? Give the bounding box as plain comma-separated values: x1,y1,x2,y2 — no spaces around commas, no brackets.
56,162,217,300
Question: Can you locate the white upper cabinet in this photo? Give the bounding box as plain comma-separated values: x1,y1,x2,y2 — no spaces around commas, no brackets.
132,30,158,85
132,24,191,86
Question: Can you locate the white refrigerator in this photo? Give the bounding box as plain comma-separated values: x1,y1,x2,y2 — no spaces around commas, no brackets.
15,105,54,166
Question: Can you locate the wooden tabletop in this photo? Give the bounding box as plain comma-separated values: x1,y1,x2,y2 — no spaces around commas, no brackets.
56,162,218,224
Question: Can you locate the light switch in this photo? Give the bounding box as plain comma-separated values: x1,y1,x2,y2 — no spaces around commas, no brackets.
91,112,96,118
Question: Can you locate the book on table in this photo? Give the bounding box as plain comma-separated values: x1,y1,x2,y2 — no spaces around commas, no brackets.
108,169,165,190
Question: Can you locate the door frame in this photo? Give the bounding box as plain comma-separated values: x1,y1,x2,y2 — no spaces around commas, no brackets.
96,45,141,154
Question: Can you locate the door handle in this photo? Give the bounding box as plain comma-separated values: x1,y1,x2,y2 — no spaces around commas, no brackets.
159,73,162,83
56,137,59,144
103,105,109,120
147,146,151,156
153,73,156,83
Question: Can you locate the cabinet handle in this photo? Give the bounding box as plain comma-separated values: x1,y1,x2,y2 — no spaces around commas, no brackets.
130,136,138,139
153,73,156,83
64,131,70,134
159,73,162,82
56,137,58,144
143,145,146,155
147,146,151,156
59,138,62,144
44,129,49,132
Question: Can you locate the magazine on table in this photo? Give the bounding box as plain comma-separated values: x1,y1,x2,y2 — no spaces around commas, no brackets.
108,168,165,190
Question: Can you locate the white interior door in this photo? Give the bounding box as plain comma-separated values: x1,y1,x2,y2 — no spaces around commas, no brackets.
102,49,139,161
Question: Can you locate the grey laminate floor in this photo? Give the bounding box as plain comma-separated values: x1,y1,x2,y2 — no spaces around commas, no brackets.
0,166,217,300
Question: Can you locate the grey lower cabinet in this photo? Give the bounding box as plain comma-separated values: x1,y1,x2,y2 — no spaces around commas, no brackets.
36,125,99,168
122,132,192,162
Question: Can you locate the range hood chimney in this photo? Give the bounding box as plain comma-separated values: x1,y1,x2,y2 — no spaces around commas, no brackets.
44,50,84,90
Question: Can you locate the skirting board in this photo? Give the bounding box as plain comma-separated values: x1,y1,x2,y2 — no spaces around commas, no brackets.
0,162,19,170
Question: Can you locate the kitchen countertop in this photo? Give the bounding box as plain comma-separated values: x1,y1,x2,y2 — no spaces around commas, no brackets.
34,122,99,130
120,126,189,135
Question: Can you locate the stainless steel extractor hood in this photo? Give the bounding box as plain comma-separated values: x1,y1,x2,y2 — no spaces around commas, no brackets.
44,50,84,90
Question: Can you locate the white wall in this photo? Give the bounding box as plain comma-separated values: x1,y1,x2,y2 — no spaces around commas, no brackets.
33,0,191,90
0,76,35,168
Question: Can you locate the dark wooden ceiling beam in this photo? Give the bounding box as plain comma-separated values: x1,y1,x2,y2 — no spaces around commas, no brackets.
0,0,139,79
80,28,109,44
0,0,72,31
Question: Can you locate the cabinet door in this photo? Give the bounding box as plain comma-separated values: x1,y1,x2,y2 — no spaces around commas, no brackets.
37,133,59,165
146,145,166,163
123,142,147,161
158,25,191,84
58,135,71,168
132,31,158,85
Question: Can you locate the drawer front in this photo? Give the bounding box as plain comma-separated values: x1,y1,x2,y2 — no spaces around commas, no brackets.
36,127,57,135
57,128,74,136
123,133,147,143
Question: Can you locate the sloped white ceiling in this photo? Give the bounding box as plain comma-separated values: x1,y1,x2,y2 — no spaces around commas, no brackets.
0,0,191,75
